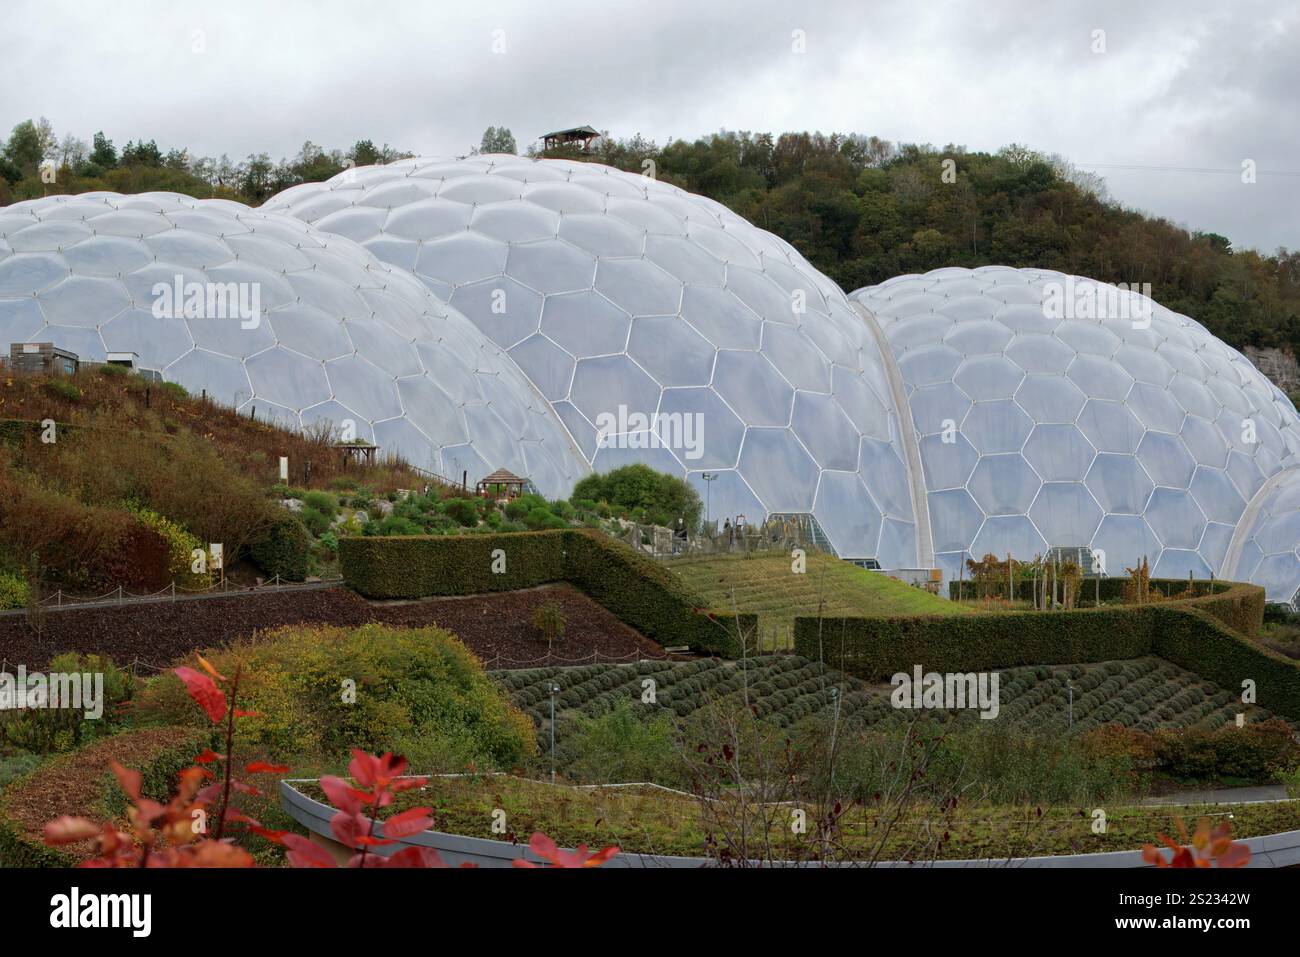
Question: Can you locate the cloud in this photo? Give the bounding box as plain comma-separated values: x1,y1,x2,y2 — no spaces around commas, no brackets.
2,0,1294,251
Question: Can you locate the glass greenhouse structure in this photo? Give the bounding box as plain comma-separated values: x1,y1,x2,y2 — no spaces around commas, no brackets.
0,191,587,497
851,266,1300,603
3,163,1299,607
264,156,925,567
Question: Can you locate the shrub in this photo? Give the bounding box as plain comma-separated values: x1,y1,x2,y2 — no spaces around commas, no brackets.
371,515,423,536
0,572,27,610
570,464,702,531
443,497,480,527
1154,719,1299,782
533,601,567,649
249,511,310,581
133,623,536,771
0,652,133,755
524,505,568,530
555,700,684,787
301,490,338,519
128,505,212,591
300,506,331,537
41,380,82,402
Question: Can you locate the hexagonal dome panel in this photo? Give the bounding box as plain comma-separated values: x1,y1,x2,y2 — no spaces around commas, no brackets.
0,192,588,496
265,155,920,564
853,266,1300,583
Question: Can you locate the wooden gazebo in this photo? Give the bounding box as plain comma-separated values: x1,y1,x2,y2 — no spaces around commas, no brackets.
541,126,600,153
476,468,527,500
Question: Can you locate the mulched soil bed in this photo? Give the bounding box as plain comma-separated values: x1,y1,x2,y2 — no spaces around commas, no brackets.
0,726,200,861
0,584,668,672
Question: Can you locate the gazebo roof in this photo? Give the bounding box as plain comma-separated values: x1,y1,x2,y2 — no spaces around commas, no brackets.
541,125,600,139
479,468,526,485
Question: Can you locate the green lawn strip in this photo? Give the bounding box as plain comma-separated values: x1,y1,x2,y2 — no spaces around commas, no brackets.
668,553,966,637
290,775,1300,861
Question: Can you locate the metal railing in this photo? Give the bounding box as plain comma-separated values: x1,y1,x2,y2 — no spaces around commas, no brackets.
6,575,343,616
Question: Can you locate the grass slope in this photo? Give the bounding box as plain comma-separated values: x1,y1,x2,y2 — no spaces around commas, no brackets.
668,552,964,647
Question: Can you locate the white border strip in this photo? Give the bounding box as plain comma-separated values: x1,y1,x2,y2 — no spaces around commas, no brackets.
851,301,935,568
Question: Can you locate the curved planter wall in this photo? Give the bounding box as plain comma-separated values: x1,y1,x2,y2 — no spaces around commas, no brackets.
280,781,1300,868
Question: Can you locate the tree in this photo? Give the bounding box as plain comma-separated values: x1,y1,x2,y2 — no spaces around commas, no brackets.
350,139,381,167
120,139,163,166
89,131,117,169
57,134,88,171
3,119,47,177
479,126,517,155
571,464,703,531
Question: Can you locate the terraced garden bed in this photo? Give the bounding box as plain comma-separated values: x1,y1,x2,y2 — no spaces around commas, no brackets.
494,655,1279,748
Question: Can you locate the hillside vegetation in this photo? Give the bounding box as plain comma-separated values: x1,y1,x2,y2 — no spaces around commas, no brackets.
0,367,422,592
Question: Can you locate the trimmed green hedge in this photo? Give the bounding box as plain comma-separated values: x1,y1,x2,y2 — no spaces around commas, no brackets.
341,530,566,597
340,529,752,656
1153,607,1300,722
0,726,209,867
795,605,1158,681
249,511,311,581
795,581,1300,721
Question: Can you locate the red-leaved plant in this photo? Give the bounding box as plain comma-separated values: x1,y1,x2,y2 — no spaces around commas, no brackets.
45,655,618,869
1142,816,1251,868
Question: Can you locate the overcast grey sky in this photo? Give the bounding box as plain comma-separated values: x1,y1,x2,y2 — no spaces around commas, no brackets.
3,0,1296,253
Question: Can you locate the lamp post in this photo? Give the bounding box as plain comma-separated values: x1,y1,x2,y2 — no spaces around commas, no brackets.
701,472,717,530
548,682,560,783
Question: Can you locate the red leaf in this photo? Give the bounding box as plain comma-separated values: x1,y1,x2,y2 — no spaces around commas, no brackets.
109,760,142,802
44,816,100,846
174,667,227,724
244,762,290,775
319,775,363,815
1216,843,1251,868
382,846,450,868
233,709,260,718
283,833,337,868
380,807,434,838
193,749,222,764
330,810,374,848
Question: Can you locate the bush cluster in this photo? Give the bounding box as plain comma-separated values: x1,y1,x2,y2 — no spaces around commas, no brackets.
132,623,536,772
1153,718,1298,782
248,511,311,581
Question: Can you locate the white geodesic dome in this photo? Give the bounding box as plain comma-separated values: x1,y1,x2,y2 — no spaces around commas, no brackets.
0,191,588,496
264,155,924,565
1223,466,1300,607
851,266,1300,583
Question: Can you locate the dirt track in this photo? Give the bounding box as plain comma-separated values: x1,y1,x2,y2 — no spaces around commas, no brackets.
0,583,667,671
